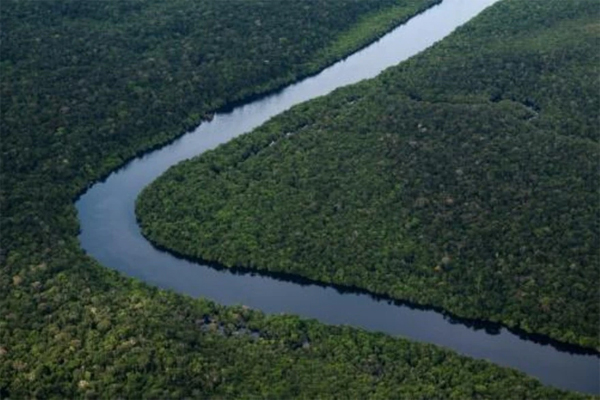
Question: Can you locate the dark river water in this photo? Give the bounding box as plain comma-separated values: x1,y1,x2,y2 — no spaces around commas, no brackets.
76,0,600,394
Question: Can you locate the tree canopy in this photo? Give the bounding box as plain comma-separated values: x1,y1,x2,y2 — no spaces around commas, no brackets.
138,0,600,350
6,0,586,397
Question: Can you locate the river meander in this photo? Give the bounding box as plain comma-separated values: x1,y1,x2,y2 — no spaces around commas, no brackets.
76,0,600,394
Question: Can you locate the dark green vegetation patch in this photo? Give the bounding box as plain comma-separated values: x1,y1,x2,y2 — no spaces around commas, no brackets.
138,0,600,349
5,0,582,397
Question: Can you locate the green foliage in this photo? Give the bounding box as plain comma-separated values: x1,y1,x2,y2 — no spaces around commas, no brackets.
138,0,600,349
1,0,438,252
1,262,586,399
4,0,578,397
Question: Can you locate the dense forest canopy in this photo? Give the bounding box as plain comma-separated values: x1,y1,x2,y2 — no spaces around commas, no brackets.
1,0,439,253
5,0,587,397
137,0,600,350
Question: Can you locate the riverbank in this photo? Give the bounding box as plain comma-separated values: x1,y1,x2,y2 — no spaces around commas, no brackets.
138,0,599,356
78,0,598,394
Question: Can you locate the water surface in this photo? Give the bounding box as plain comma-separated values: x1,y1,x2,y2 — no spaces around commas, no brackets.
76,0,600,394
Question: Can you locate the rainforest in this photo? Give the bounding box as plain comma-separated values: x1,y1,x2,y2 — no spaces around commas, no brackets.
2,0,599,398
137,0,599,351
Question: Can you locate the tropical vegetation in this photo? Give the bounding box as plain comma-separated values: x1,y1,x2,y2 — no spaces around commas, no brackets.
6,0,586,397
137,0,600,349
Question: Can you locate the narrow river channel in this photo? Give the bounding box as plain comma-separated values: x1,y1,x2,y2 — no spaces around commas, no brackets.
76,0,599,394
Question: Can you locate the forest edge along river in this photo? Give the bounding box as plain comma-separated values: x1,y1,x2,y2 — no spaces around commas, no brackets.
76,0,600,394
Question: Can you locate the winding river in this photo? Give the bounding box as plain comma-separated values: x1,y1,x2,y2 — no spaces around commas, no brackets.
76,0,600,394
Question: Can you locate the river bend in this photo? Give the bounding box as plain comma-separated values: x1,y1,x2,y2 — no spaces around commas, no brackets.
76,0,600,394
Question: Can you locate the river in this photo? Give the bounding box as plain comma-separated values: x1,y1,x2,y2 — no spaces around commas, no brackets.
76,0,600,394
